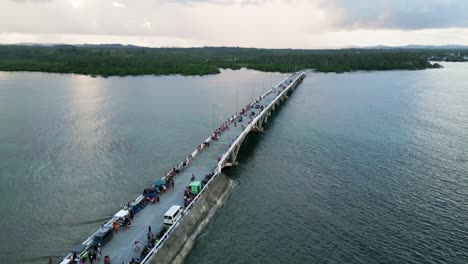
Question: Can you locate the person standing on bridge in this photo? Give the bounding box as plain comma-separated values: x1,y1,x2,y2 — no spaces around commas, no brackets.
89,250,96,264
134,241,141,252
96,246,101,262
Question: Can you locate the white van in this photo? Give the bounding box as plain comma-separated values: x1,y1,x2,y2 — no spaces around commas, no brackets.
163,205,183,225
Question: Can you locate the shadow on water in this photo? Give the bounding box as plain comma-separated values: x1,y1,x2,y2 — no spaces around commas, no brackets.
75,216,114,226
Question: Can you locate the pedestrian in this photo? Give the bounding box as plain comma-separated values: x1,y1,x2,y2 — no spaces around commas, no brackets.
96,246,102,262
171,180,175,188
49,258,53,264
125,217,131,229
93,250,97,262
148,225,151,234
104,255,111,264
134,241,141,252
89,250,96,264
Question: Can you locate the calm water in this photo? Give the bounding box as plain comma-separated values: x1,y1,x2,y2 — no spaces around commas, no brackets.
186,64,468,264
0,69,286,263
0,65,467,263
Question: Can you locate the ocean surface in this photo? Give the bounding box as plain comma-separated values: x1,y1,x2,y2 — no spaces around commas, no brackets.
0,65,467,264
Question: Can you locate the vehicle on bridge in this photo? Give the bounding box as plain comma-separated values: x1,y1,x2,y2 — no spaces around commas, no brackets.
189,181,203,195
92,226,113,247
163,205,183,225
143,185,158,198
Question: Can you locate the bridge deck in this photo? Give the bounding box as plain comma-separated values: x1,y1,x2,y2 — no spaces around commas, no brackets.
61,72,304,264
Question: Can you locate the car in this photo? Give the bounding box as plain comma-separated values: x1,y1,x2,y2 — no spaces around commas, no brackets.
92,226,114,247
163,205,183,225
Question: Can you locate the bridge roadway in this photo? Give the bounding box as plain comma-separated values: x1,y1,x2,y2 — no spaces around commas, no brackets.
59,71,306,264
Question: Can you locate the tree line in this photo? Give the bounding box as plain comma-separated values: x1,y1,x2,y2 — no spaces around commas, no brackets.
0,45,449,77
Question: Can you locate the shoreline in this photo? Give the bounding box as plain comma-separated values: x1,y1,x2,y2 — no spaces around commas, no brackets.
0,64,443,78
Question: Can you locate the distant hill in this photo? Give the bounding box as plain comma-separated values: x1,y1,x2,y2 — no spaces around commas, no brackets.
7,43,143,49
361,45,468,50
5,43,468,50
76,44,143,49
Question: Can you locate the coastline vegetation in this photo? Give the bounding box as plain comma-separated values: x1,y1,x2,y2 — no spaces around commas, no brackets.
0,45,448,77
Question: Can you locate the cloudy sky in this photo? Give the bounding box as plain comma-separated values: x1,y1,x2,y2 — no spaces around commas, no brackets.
1,0,468,48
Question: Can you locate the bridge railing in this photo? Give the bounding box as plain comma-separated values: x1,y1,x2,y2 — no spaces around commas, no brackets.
219,72,306,166
140,71,306,264
140,165,221,263
59,72,305,264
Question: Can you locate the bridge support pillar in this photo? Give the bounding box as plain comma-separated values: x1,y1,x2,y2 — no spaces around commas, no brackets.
225,161,238,167
224,139,243,167
252,114,268,132
252,127,263,132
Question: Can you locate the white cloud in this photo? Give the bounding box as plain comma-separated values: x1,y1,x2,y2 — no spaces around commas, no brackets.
112,1,125,8
71,0,81,9
1,0,468,48
143,18,151,29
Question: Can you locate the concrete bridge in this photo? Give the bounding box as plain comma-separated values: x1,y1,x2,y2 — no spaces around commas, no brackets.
58,71,306,264
222,72,306,167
